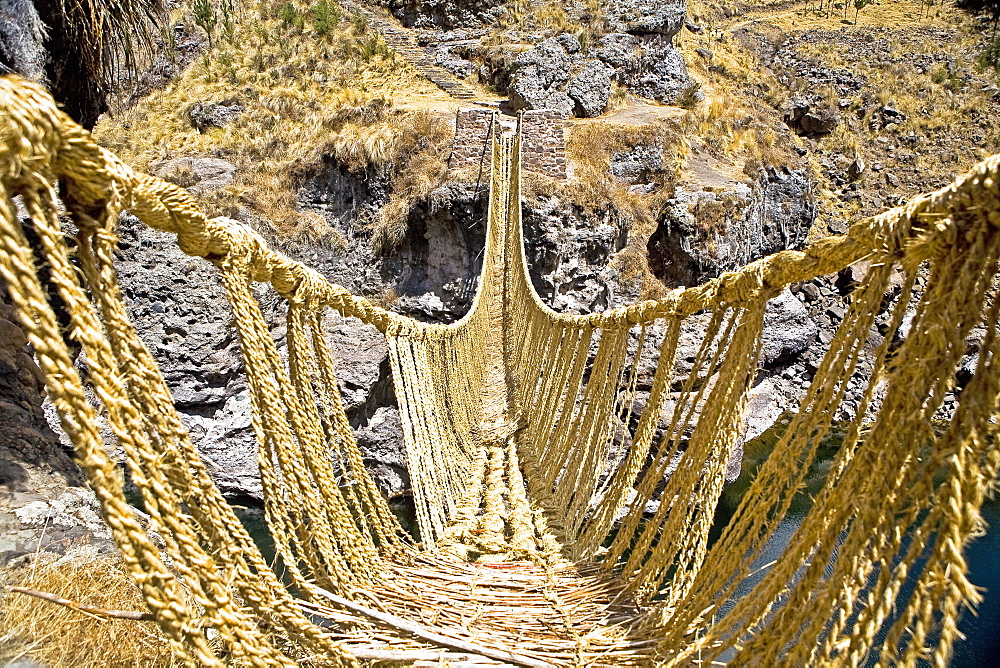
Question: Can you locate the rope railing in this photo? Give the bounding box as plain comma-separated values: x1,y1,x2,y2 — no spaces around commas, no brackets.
3,73,1000,666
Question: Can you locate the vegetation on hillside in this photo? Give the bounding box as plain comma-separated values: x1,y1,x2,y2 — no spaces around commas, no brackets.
95,0,453,245
678,0,1000,236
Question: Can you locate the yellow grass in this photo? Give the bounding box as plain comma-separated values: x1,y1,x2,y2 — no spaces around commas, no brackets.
0,551,177,667
94,0,454,242
561,121,688,299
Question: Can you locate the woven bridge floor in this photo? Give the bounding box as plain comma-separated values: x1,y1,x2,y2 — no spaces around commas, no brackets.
303,553,655,666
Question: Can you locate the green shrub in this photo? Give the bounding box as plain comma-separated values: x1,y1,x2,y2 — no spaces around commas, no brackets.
193,0,217,49
311,0,341,37
978,35,1000,73
351,10,369,32
277,2,297,28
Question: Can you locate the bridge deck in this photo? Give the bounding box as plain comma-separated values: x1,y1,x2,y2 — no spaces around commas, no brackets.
310,555,653,666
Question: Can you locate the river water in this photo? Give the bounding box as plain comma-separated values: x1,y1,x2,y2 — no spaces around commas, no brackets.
711,428,1000,666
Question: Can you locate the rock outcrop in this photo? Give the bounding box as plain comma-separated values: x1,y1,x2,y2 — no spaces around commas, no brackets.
186,99,244,133
784,95,840,137
113,214,261,498
151,156,237,194
388,0,505,29
508,35,588,116
0,279,115,564
0,0,46,80
606,0,686,36
648,165,815,288
566,59,614,118
505,26,694,116
595,0,697,105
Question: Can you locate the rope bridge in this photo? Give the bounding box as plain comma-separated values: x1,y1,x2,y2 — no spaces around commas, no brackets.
2,74,999,666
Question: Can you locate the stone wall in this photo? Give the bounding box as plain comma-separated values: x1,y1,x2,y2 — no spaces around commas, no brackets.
450,108,568,180
449,107,495,173
519,109,568,180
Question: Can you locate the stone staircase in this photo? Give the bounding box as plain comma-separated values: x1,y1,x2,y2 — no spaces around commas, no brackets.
344,1,477,99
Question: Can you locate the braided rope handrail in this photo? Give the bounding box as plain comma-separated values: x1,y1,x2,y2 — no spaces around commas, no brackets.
5,75,999,334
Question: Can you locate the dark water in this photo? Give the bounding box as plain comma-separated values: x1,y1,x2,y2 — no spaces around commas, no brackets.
954,495,1000,666
712,425,1000,666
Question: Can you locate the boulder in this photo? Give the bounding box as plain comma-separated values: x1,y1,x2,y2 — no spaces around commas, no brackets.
186,99,243,132
799,110,838,136
847,156,866,180
566,60,612,118
761,288,817,366
607,0,687,37
387,0,503,29
784,97,839,137
742,378,788,444
508,36,573,112
555,33,582,54
151,157,236,194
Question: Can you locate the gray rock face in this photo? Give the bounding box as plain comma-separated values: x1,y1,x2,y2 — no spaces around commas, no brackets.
0,282,80,491
522,193,636,314
567,60,613,118
508,36,573,112
182,391,259,498
117,216,242,409
648,166,815,287
187,99,244,132
324,317,393,422
0,278,117,564
610,143,665,183
592,32,695,105
628,42,693,104
388,0,503,29
607,0,686,36
151,157,237,194
356,407,409,496
593,33,641,70
433,46,478,79
112,214,262,498
507,35,613,117
0,0,46,80
762,288,818,366
380,182,486,323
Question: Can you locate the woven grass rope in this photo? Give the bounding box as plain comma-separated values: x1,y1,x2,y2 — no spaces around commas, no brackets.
2,74,1000,666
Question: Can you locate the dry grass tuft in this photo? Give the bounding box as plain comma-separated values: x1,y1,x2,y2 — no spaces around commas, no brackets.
369,111,454,254
504,0,608,47
0,550,176,667
560,121,688,299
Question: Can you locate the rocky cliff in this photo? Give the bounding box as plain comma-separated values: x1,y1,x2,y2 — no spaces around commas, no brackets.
0,280,114,565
